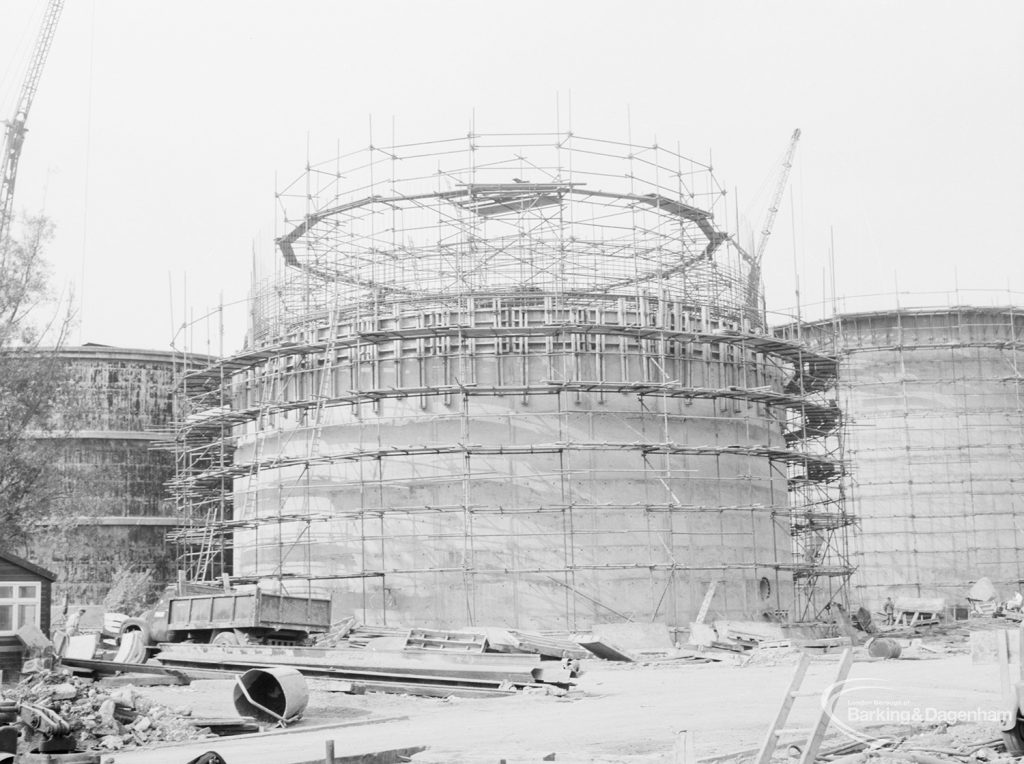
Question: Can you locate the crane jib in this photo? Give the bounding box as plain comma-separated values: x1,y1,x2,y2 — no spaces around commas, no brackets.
0,0,66,246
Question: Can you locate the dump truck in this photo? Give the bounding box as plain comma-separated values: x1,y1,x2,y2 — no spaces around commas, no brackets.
120,581,332,647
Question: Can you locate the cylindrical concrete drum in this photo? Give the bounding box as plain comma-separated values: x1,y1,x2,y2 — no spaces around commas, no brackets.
866,637,902,660
233,667,309,724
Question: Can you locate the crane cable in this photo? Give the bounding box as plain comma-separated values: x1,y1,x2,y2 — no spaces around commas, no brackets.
78,0,97,342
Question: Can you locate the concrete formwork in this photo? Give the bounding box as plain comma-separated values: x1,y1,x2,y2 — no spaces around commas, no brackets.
228,296,809,629
171,133,846,629
785,307,1024,608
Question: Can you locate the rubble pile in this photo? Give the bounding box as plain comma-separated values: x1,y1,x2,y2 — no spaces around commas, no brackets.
2,668,215,753
820,720,1008,764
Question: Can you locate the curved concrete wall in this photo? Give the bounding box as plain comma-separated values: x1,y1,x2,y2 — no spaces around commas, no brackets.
793,308,1024,607
229,295,801,630
29,347,191,604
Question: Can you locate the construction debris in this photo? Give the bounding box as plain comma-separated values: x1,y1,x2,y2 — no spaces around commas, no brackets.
409,751,666,763
576,638,633,662
969,578,1000,617
15,624,52,652
153,641,580,698
893,597,947,627
406,628,488,653
0,612,1009,761
59,657,192,684
589,623,675,659
321,622,593,663
0,668,218,754
312,616,360,648
688,622,717,649
112,631,147,664
483,629,592,661
343,625,411,649
63,635,100,661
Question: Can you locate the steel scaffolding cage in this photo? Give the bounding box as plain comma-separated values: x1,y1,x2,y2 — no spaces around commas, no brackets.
165,131,851,629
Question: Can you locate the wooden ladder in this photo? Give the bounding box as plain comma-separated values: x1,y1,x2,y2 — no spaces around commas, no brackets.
755,648,854,764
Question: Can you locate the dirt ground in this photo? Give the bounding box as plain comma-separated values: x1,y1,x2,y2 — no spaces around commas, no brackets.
108,650,1010,763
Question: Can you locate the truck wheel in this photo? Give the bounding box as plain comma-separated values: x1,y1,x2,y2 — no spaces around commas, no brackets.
119,618,151,647
210,629,252,646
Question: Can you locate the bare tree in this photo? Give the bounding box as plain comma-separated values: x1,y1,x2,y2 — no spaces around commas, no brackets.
0,216,76,551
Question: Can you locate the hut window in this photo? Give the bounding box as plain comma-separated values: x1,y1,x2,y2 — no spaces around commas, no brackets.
0,582,40,634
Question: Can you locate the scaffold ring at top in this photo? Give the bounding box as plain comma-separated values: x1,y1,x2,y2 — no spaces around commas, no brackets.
272,132,754,320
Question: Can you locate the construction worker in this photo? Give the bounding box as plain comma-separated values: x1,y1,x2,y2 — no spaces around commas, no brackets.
883,597,895,626
1009,591,1024,612
64,607,86,636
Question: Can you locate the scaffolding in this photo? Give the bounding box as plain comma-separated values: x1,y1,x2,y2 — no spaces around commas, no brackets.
774,325,853,621
784,301,1024,608
167,132,850,629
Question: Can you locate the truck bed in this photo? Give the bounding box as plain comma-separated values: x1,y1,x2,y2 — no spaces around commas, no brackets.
167,591,331,633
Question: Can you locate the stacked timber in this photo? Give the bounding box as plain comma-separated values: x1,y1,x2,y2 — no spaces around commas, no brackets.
343,624,409,649
485,629,591,661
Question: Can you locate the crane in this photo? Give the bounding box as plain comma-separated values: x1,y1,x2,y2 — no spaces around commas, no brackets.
743,128,802,317
0,0,65,246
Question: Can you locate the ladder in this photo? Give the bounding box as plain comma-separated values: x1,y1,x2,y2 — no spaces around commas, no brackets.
755,648,854,764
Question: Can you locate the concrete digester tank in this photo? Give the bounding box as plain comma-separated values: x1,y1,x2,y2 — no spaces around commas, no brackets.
26,346,199,605
174,133,843,630
783,306,1024,608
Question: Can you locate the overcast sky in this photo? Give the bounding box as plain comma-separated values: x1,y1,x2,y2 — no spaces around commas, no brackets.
3,0,1022,353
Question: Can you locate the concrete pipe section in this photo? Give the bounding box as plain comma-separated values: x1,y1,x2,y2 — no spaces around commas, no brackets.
232,667,309,725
